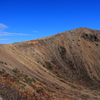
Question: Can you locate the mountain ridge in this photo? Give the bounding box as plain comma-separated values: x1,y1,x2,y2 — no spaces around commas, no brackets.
0,27,100,100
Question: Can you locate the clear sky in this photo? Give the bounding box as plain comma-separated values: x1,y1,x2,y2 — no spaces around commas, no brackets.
0,0,100,44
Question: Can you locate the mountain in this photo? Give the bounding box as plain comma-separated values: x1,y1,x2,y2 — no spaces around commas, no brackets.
0,27,100,100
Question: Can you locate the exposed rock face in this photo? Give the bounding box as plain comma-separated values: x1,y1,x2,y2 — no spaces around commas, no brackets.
82,33,100,42
0,28,100,100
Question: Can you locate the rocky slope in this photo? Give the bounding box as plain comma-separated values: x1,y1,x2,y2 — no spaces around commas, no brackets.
0,27,100,100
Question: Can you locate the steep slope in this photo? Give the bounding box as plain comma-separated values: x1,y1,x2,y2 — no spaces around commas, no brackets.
0,27,100,100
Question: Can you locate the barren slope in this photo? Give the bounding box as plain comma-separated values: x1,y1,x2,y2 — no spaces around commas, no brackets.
0,28,100,100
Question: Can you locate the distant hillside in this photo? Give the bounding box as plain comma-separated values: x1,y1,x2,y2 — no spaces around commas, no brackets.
0,27,100,100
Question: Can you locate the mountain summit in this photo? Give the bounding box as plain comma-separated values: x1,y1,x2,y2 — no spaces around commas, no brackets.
0,28,100,100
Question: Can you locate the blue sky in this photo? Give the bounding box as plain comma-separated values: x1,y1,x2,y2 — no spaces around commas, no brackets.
0,0,100,44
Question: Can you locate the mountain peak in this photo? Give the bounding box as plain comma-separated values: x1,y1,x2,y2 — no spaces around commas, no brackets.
0,28,100,100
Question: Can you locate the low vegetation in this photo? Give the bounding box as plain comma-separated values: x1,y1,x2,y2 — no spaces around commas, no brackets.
0,69,52,100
